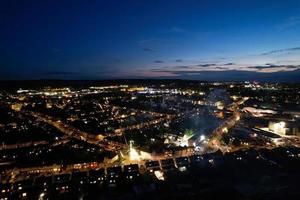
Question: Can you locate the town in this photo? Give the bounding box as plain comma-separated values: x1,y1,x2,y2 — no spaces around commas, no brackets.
1,80,300,199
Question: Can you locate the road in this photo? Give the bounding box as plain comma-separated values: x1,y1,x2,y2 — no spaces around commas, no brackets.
0,137,70,151
207,97,248,152
114,114,176,135
26,111,126,152
0,140,48,150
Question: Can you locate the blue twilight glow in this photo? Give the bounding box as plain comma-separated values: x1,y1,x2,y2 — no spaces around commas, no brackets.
1,0,300,81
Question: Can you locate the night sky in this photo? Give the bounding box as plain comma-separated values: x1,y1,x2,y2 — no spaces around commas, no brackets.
1,0,300,81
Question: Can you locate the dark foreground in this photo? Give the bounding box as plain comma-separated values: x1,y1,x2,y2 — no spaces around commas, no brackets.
1,146,300,200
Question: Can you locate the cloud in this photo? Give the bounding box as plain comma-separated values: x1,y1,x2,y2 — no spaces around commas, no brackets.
247,64,300,73
185,69,300,82
248,66,275,69
138,38,180,53
110,68,178,78
150,69,200,75
197,64,216,67
43,71,79,76
110,45,300,81
215,67,228,70
138,39,159,52
260,47,300,55
139,39,159,50
145,68,300,82
176,66,190,69
145,62,300,76
224,62,235,65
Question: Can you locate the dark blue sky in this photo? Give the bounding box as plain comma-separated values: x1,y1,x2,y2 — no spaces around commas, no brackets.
1,0,300,81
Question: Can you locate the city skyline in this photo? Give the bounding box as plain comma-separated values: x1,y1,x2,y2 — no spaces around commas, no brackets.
1,0,300,81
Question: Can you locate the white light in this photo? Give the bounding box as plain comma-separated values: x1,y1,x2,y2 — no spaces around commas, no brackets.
154,170,165,181
271,121,286,135
279,121,285,128
200,135,205,141
39,192,45,200
178,166,187,172
222,127,228,133
129,140,140,161
129,148,139,161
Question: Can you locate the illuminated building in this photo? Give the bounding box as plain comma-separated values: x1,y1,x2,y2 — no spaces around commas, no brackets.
269,121,287,135
11,103,22,111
